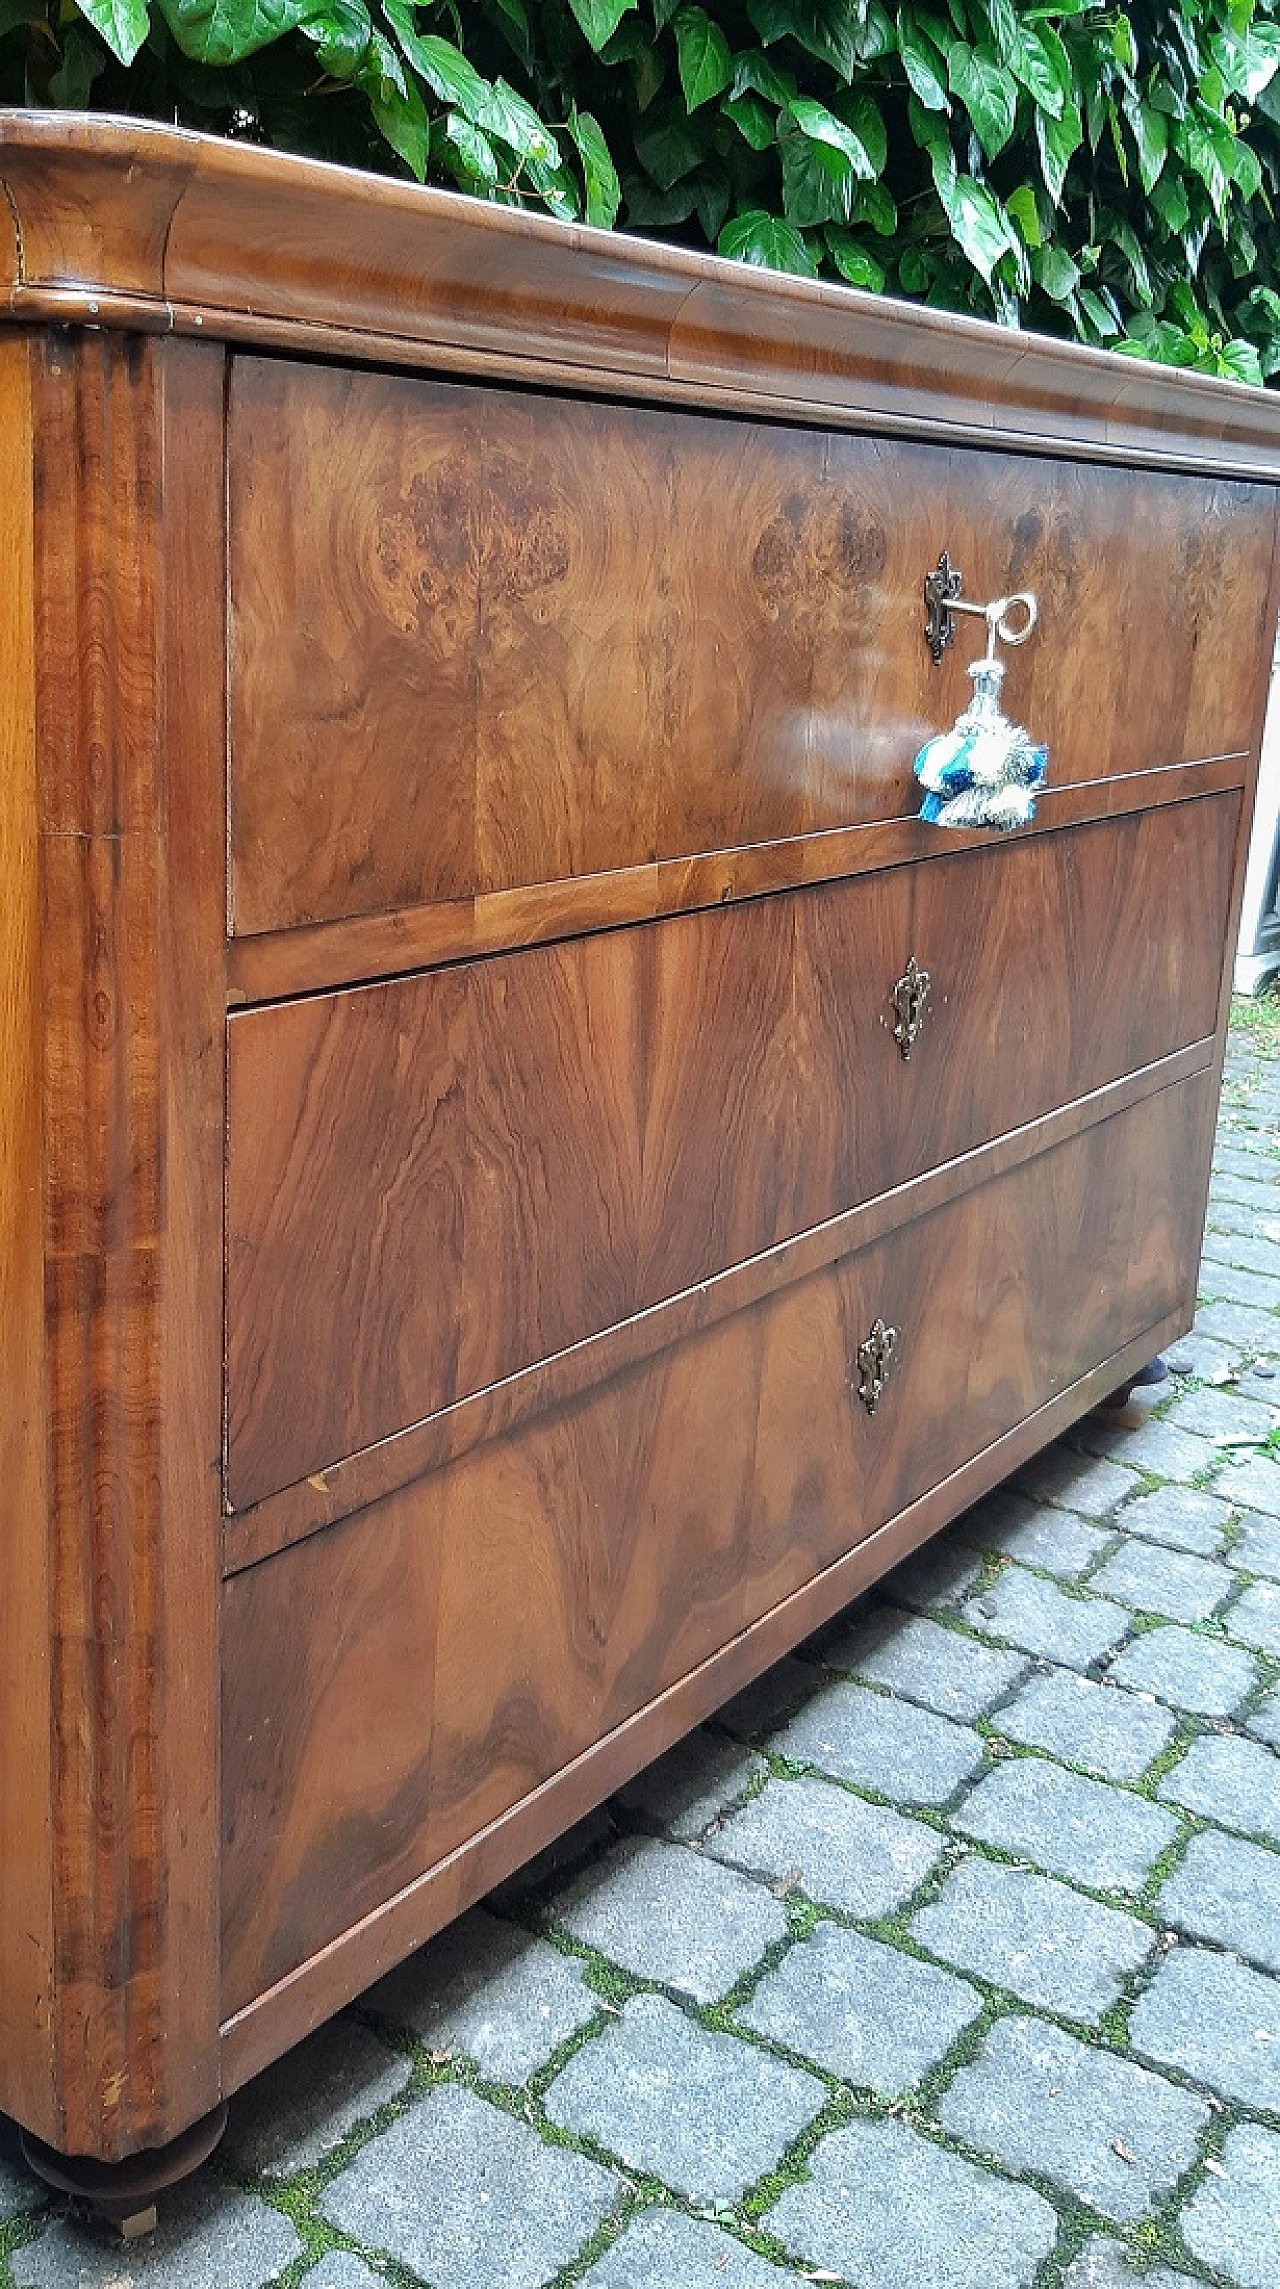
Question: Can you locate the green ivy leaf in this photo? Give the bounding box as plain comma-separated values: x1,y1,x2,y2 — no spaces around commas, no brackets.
673,5,731,109
718,206,818,275
1005,181,1042,247
1230,135,1263,201
473,77,559,163
722,90,777,149
1150,168,1191,233
156,0,314,65
853,177,897,234
1035,92,1083,203
1123,93,1168,192
825,226,886,289
634,103,708,186
363,30,431,176
781,120,856,225
839,90,887,175
746,0,858,79
74,0,150,66
298,0,373,82
730,47,793,104
1213,20,1280,102
567,0,636,53
947,42,1017,162
788,94,877,179
568,103,622,226
899,22,950,111
382,6,486,111
1220,336,1265,384
1078,284,1119,338
441,111,500,186
1007,21,1066,119
931,147,1012,281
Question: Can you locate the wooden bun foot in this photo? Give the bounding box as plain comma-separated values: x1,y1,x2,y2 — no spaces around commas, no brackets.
19,2103,228,2236
1099,1353,1172,1412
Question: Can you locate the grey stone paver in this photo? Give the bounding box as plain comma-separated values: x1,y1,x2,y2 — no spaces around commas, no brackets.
956,1485,1109,1577
1089,1540,1234,1624
1195,1298,1280,1352
555,1838,788,2003
614,1729,761,1840
938,2014,1209,2223
911,1855,1153,2019
1247,1687,1280,1748
1180,2121,1280,2289
769,2113,1059,2289
12,2178,302,2289
1119,1484,1231,1557
1157,1731,1280,1842
1107,1623,1258,1716
704,1774,943,1917
224,2014,411,2177
305,2262,385,2289
739,1923,982,2092
1162,1329,1240,1379
1130,1945,1280,2110
580,2209,800,2287
543,1992,824,2202
1079,1417,1220,1483
775,1680,984,1805
1226,1576,1280,1653
882,1533,984,1614
1232,1508,1280,1579
0,2152,33,2218
995,1667,1176,1781
716,1656,820,1742
1202,1229,1280,1279
1014,1445,1141,1519
821,1604,1028,1719
1167,1386,1280,1442
366,1906,599,2082
1062,2241,1198,2289
1217,1452,1280,1517
962,1566,1130,1668
1159,1827,1280,1974
954,1754,1180,1894
1198,1259,1280,1311
320,2084,618,2288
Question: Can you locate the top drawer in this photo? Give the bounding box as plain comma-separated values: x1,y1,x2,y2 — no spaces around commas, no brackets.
228,357,1277,940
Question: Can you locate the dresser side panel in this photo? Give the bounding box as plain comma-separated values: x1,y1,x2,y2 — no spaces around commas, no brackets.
30,331,225,2158
0,332,57,2140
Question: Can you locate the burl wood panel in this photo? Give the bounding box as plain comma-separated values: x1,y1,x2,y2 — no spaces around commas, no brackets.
0,334,226,2160
221,1070,1210,2013
227,356,1274,937
226,795,1234,1511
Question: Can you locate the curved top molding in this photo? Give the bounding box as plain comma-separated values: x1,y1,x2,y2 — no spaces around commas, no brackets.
4,108,1280,477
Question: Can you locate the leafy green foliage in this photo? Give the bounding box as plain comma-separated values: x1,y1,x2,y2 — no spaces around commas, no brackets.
6,0,1280,381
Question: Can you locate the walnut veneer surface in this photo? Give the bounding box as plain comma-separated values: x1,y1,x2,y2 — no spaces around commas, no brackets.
2,109,1279,2166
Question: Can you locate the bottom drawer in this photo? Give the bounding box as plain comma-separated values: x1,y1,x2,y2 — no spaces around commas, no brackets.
221,1071,1212,2018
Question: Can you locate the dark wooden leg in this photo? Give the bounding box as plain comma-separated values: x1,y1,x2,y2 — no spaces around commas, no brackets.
1100,1353,1171,1411
19,2104,228,2238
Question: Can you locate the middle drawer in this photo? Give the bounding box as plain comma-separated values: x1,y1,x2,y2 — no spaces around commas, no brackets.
226,793,1234,1511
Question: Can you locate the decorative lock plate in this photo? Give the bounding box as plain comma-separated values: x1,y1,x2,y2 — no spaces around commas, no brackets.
892,955,931,1060
924,550,964,664
857,1318,899,1416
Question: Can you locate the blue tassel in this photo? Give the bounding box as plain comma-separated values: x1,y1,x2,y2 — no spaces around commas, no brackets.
915,658,1047,833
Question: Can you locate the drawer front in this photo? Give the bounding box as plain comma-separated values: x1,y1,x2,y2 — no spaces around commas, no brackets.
228,355,1275,938
221,1070,1212,2013
225,796,1235,1510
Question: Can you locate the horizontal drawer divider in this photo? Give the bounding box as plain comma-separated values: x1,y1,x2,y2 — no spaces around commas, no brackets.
227,755,1247,1007
218,1294,1187,2090
222,1038,1213,1576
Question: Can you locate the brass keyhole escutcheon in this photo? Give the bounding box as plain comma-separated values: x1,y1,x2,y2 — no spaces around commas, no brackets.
857,1318,899,1415
892,955,931,1060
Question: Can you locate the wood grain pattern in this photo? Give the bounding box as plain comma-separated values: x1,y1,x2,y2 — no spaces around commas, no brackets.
225,751,1249,1006
226,795,1236,1511
228,358,1276,937
7,116,1280,483
0,334,228,2162
0,332,56,2140
221,1069,1211,2017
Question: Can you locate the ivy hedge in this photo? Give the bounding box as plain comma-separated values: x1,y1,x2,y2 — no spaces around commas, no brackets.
5,0,1280,380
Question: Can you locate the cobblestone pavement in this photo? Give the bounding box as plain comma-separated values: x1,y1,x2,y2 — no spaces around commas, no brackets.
4,1013,1280,2289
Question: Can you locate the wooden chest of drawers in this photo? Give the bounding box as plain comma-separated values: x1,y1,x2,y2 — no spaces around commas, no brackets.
2,110,1279,2199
